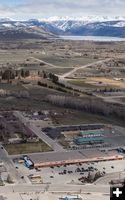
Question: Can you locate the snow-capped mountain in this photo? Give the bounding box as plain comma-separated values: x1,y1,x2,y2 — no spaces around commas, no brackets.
41,16,125,22
0,16,125,38
40,16,125,37
0,17,13,22
0,19,56,40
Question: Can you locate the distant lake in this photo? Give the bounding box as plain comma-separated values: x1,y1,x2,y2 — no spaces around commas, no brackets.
60,36,125,42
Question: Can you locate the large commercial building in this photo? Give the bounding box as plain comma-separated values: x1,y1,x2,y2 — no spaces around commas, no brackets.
24,149,123,168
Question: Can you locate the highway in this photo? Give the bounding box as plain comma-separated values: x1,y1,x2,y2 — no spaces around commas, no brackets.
13,111,65,152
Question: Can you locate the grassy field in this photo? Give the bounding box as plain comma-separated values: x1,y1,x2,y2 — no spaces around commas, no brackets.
68,79,97,89
68,77,125,90
35,55,98,68
4,141,52,155
0,96,59,111
0,84,67,111
51,109,125,127
0,50,33,64
88,77,125,89
45,67,73,75
0,83,25,91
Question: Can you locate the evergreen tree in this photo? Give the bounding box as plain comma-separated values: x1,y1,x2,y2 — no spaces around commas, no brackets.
21,69,25,78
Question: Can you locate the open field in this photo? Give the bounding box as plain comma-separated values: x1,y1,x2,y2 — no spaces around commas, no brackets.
45,108,125,128
0,50,38,65
0,84,69,110
0,86,124,127
45,67,73,75
4,141,52,155
0,39,125,127
87,77,125,89
68,77,125,90
35,54,99,67
0,96,57,111
0,83,25,91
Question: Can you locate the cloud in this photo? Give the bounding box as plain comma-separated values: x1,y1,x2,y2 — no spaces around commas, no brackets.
0,4,16,17
0,0,125,19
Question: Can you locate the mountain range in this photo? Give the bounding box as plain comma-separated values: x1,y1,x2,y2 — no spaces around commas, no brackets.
0,16,125,39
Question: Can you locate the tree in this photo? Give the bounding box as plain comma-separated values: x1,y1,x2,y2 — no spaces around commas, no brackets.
48,73,58,83
25,70,30,77
2,69,15,82
94,171,101,181
20,69,30,78
21,69,25,78
87,172,94,183
43,70,47,79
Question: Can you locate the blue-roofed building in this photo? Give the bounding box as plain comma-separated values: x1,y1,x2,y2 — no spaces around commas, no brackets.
60,195,82,200
23,156,34,169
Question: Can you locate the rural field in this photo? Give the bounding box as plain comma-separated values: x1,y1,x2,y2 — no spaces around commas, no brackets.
68,77,125,90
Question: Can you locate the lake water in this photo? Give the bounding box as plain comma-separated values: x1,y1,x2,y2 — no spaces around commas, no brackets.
60,36,125,42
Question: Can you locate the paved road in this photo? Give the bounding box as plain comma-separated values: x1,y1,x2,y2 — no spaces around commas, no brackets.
14,111,65,152
114,126,125,136
59,58,111,79
0,145,25,184
30,57,74,69
59,54,125,79
0,183,110,194
55,59,112,94
94,94,125,106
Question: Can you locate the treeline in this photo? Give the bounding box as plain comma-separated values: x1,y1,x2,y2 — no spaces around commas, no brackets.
46,95,125,119
38,71,92,96
0,69,30,82
38,81,73,94
40,71,59,83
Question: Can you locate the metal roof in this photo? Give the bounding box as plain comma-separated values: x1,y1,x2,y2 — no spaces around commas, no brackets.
80,129,104,135
74,136,104,142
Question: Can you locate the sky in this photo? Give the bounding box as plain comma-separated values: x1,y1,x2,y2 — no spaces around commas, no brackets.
0,0,125,20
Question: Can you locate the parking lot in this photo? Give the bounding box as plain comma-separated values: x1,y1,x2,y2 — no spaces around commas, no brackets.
13,158,125,185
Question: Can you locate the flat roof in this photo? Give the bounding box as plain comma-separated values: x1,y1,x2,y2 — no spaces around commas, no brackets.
74,137,104,142
79,149,107,158
80,130,104,135
29,151,85,163
28,149,118,164
61,195,81,200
